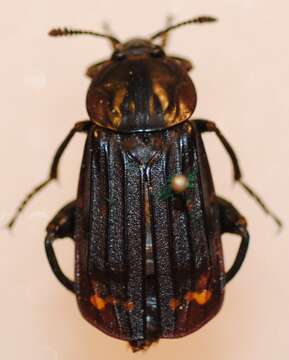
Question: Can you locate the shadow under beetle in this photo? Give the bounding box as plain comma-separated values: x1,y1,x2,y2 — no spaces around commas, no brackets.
9,16,281,351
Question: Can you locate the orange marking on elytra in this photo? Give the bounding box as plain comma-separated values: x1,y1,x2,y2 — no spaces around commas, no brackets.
184,289,212,305
90,294,107,310
194,290,212,305
124,301,135,311
184,291,195,303
169,298,181,311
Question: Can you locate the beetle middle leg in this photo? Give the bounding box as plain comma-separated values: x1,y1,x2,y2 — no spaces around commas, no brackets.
217,196,249,283
194,119,282,228
45,200,76,293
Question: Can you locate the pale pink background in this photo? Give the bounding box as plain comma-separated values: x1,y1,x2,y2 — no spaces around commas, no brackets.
1,1,288,359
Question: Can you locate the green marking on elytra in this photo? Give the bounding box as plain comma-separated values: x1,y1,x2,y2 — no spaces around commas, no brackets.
159,186,173,201
187,169,198,190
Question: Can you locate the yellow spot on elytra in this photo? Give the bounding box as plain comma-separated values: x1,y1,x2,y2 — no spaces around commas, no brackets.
91,291,136,312
90,294,106,310
184,290,212,305
194,290,212,305
169,298,181,311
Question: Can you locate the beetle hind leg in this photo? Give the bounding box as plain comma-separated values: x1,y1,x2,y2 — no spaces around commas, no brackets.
217,197,250,284
45,200,76,293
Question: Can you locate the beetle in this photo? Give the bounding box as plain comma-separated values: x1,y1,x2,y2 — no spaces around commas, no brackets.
8,16,281,351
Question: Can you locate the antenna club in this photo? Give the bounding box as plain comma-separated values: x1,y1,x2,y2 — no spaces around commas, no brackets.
47,27,120,48
195,16,218,23
150,15,218,41
49,28,69,37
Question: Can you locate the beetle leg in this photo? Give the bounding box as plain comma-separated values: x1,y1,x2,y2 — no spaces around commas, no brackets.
217,196,249,283
7,121,91,229
45,200,76,293
194,119,282,228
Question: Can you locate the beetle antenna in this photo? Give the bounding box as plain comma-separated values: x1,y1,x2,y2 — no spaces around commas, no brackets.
150,16,217,42
49,27,121,49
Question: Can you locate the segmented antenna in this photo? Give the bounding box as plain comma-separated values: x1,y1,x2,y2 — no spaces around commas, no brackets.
48,27,121,49
150,16,217,42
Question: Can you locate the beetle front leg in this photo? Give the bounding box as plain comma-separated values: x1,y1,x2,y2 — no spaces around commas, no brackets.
217,196,249,284
45,200,76,293
194,119,282,228
7,121,91,229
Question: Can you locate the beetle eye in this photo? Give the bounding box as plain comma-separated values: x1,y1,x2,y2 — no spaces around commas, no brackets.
112,51,126,61
150,47,164,58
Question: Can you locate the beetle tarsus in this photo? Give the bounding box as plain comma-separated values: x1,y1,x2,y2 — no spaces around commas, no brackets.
239,180,282,229
7,178,51,229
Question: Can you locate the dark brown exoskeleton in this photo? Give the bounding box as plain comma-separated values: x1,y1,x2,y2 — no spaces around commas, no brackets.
8,16,282,351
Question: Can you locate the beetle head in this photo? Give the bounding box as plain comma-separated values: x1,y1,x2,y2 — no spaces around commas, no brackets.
112,39,165,60
49,15,216,69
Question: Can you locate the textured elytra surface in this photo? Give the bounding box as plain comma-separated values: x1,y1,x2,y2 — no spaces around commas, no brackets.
74,121,225,345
